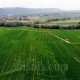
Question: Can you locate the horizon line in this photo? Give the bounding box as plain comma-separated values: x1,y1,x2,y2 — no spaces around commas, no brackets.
0,7,80,11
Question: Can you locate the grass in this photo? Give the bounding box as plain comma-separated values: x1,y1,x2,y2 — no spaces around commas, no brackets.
39,20,79,27
39,13,80,19
0,26,80,80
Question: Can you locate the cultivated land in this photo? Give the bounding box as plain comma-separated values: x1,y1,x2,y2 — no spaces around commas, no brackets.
0,27,80,80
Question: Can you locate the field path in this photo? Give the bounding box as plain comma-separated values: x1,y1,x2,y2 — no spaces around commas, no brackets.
48,32,70,44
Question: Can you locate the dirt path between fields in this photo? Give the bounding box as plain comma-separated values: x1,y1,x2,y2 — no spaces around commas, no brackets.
48,32,70,44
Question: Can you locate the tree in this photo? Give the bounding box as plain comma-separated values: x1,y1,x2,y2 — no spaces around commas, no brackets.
34,21,39,24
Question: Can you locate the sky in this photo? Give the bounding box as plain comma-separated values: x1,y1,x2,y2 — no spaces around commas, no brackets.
0,0,80,10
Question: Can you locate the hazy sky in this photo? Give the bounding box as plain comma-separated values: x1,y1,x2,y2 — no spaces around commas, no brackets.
0,0,80,10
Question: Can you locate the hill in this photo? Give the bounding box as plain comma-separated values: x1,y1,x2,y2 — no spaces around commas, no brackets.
0,7,64,15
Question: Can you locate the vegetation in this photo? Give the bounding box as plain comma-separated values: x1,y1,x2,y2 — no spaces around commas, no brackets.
0,21,80,29
0,10,80,80
46,17,71,22
0,8,80,80
0,22,23,27
0,27,80,80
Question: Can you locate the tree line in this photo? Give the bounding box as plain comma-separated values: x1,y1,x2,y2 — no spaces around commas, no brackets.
0,21,80,29
46,17,71,22
0,22,23,27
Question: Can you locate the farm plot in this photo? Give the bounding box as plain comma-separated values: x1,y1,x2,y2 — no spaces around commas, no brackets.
0,27,80,80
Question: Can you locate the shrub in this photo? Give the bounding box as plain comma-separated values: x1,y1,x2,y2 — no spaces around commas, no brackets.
34,21,39,24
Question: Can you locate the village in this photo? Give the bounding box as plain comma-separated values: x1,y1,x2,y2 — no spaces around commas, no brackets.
0,14,39,20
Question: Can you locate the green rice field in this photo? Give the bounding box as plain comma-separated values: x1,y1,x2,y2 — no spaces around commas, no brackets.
0,27,80,80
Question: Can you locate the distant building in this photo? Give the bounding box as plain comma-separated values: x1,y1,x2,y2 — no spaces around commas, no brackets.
20,16,29,20
28,16,39,20
0,15,7,20
0,15,40,20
